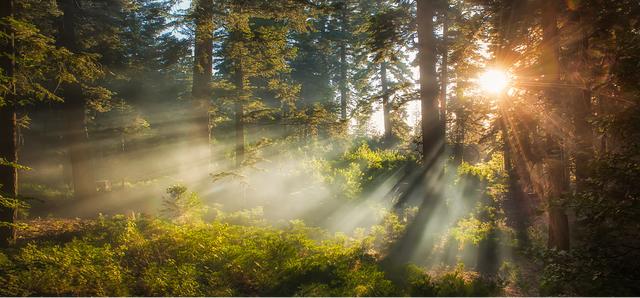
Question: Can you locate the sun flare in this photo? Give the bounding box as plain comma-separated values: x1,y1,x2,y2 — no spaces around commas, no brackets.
478,69,510,94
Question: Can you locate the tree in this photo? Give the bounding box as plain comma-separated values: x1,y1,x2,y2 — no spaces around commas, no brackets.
366,0,415,144
439,0,448,149
214,1,307,168
418,0,441,166
191,0,215,165
381,0,440,271
1,0,105,242
0,0,17,247
566,2,594,194
57,0,97,201
540,0,569,250
336,1,350,122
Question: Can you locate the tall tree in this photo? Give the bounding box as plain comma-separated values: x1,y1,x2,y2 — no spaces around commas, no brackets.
57,0,96,201
567,2,594,194
439,1,448,146
215,1,307,169
381,0,439,271
337,1,349,122
366,1,415,143
0,0,17,247
418,0,440,165
540,0,569,250
191,0,214,164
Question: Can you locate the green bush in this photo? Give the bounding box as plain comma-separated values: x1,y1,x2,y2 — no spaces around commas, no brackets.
312,143,413,200
161,184,206,224
0,215,500,296
2,240,128,296
403,264,500,297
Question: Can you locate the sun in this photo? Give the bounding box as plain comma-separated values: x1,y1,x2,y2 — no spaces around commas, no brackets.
478,69,510,94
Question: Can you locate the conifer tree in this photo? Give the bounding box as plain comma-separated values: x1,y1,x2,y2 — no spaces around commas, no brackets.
0,0,17,247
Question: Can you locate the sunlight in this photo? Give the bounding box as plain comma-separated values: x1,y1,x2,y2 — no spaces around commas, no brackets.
478,69,510,94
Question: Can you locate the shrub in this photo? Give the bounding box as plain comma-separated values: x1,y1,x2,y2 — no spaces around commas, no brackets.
5,240,128,296
161,185,205,224
0,215,501,296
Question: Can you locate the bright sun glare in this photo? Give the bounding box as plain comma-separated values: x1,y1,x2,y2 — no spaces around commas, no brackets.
478,69,510,94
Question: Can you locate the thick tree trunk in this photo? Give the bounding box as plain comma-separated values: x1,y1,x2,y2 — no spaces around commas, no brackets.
569,7,593,194
541,0,570,250
192,0,214,164
0,0,17,247
381,62,392,142
58,0,96,201
65,90,95,200
501,114,531,246
381,0,439,272
418,0,441,165
0,109,17,246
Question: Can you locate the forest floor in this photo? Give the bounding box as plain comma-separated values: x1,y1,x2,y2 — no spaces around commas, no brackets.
12,217,544,296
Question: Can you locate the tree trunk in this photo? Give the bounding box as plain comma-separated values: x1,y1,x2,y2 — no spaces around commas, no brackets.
234,44,245,169
381,62,392,142
439,5,448,147
501,113,530,246
381,0,440,272
338,4,348,122
418,0,441,165
569,6,593,194
192,0,214,165
58,0,96,201
0,0,17,247
541,0,570,250
0,108,17,247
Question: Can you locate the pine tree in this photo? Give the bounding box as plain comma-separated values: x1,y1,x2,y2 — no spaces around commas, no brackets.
57,0,97,201
0,0,18,247
365,0,415,144
540,0,569,250
214,0,308,168
1,0,105,243
191,0,215,165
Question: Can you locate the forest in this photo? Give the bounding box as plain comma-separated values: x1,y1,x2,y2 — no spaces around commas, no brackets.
0,0,639,296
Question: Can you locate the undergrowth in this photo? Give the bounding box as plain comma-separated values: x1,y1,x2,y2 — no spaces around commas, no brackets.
0,215,500,296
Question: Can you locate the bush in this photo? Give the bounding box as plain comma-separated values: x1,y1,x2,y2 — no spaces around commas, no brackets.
1,240,128,296
0,215,500,296
161,185,205,224
312,143,413,200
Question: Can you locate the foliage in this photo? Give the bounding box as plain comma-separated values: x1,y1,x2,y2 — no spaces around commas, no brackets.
0,216,500,296
161,185,206,224
0,13,103,107
540,147,640,296
314,143,412,200
450,215,492,248
403,264,501,297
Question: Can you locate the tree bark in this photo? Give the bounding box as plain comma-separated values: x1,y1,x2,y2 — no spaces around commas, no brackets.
58,0,96,201
192,0,214,163
541,0,570,250
569,6,593,194
418,0,441,166
233,31,245,169
0,0,17,247
338,4,348,122
381,62,392,142
439,5,448,146
501,113,531,246
381,0,440,272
